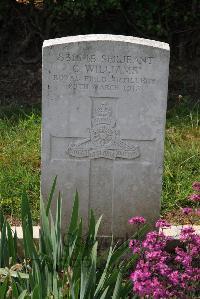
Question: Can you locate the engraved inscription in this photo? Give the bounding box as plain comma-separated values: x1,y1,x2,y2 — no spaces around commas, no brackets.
51,51,156,94
66,102,140,160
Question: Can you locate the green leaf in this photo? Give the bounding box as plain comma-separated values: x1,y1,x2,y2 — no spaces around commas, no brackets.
21,191,33,259
80,260,87,299
0,221,8,267
99,286,109,299
68,190,79,237
0,277,8,299
12,279,20,297
67,218,83,270
24,224,38,261
46,176,57,216
55,192,62,268
119,280,133,298
18,290,28,299
31,285,40,299
94,245,113,297
32,263,43,299
7,222,16,262
29,272,35,293
40,198,53,256
0,211,4,230
13,229,18,259
88,210,95,239
21,191,33,237
111,271,122,299
94,215,102,240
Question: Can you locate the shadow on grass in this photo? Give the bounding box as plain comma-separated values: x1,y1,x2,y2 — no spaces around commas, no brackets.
0,103,41,123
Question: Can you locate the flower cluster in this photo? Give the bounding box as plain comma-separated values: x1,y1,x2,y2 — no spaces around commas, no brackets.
130,227,200,298
129,182,200,298
192,181,200,191
128,216,146,225
188,181,200,202
181,181,200,224
155,219,171,229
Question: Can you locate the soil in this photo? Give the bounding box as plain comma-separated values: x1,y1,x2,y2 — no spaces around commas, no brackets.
162,209,200,225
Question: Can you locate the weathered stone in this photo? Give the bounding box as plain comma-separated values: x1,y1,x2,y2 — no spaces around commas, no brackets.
42,34,170,237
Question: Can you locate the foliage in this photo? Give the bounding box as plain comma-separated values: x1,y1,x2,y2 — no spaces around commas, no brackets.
0,178,143,298
0,1,199,65
129,182,200,298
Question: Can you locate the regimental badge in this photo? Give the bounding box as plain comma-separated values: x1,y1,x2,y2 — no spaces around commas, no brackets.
66,102,140,160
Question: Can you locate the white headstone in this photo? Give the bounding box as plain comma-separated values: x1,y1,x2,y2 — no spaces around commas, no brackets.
42,34,170,237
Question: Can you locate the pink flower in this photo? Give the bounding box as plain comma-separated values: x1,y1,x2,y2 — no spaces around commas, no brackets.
129,239,141,254
155,219,171,228
181,207,193,215
181,226,195,234
128,216,146,225
192,181,200,191
168,271,180,285
129,188,200,299
188,193,200,202
156,262,171,276
142,231,168,250
180,226,196,241
175,247,192,267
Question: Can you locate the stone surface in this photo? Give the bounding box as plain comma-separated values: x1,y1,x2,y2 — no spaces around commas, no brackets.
42,34,170,237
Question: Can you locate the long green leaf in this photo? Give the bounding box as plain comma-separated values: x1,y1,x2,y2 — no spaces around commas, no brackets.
55,192,62,268
31,285,40,299
12,279,20,298
94,215,102,240
0,211,4,230
18,290,28,299
46,176,57,216
25,224,38,261
88,210,95,240
80,259,90,299
21,191,33,259
0,221,8,267
112,271,122,299
94,245,114,297
99,286,109,299
7,222,16,262
68,190,79,237
21,191,33,237
0,277,8,299
40,198,53,256
32,263,43,299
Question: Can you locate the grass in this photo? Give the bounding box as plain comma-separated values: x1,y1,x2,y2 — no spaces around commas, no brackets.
0,99,199,222
162,98,200,213
0,105,41,221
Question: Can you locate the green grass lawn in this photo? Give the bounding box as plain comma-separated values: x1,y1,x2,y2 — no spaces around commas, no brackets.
0,105,41,221
162,100,199,214
0,99,199,222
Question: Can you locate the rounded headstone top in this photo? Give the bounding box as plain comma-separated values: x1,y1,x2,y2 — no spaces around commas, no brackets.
43,34,169,51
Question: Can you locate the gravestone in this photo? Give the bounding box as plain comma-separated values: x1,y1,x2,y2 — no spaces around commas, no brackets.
42,34,170,237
